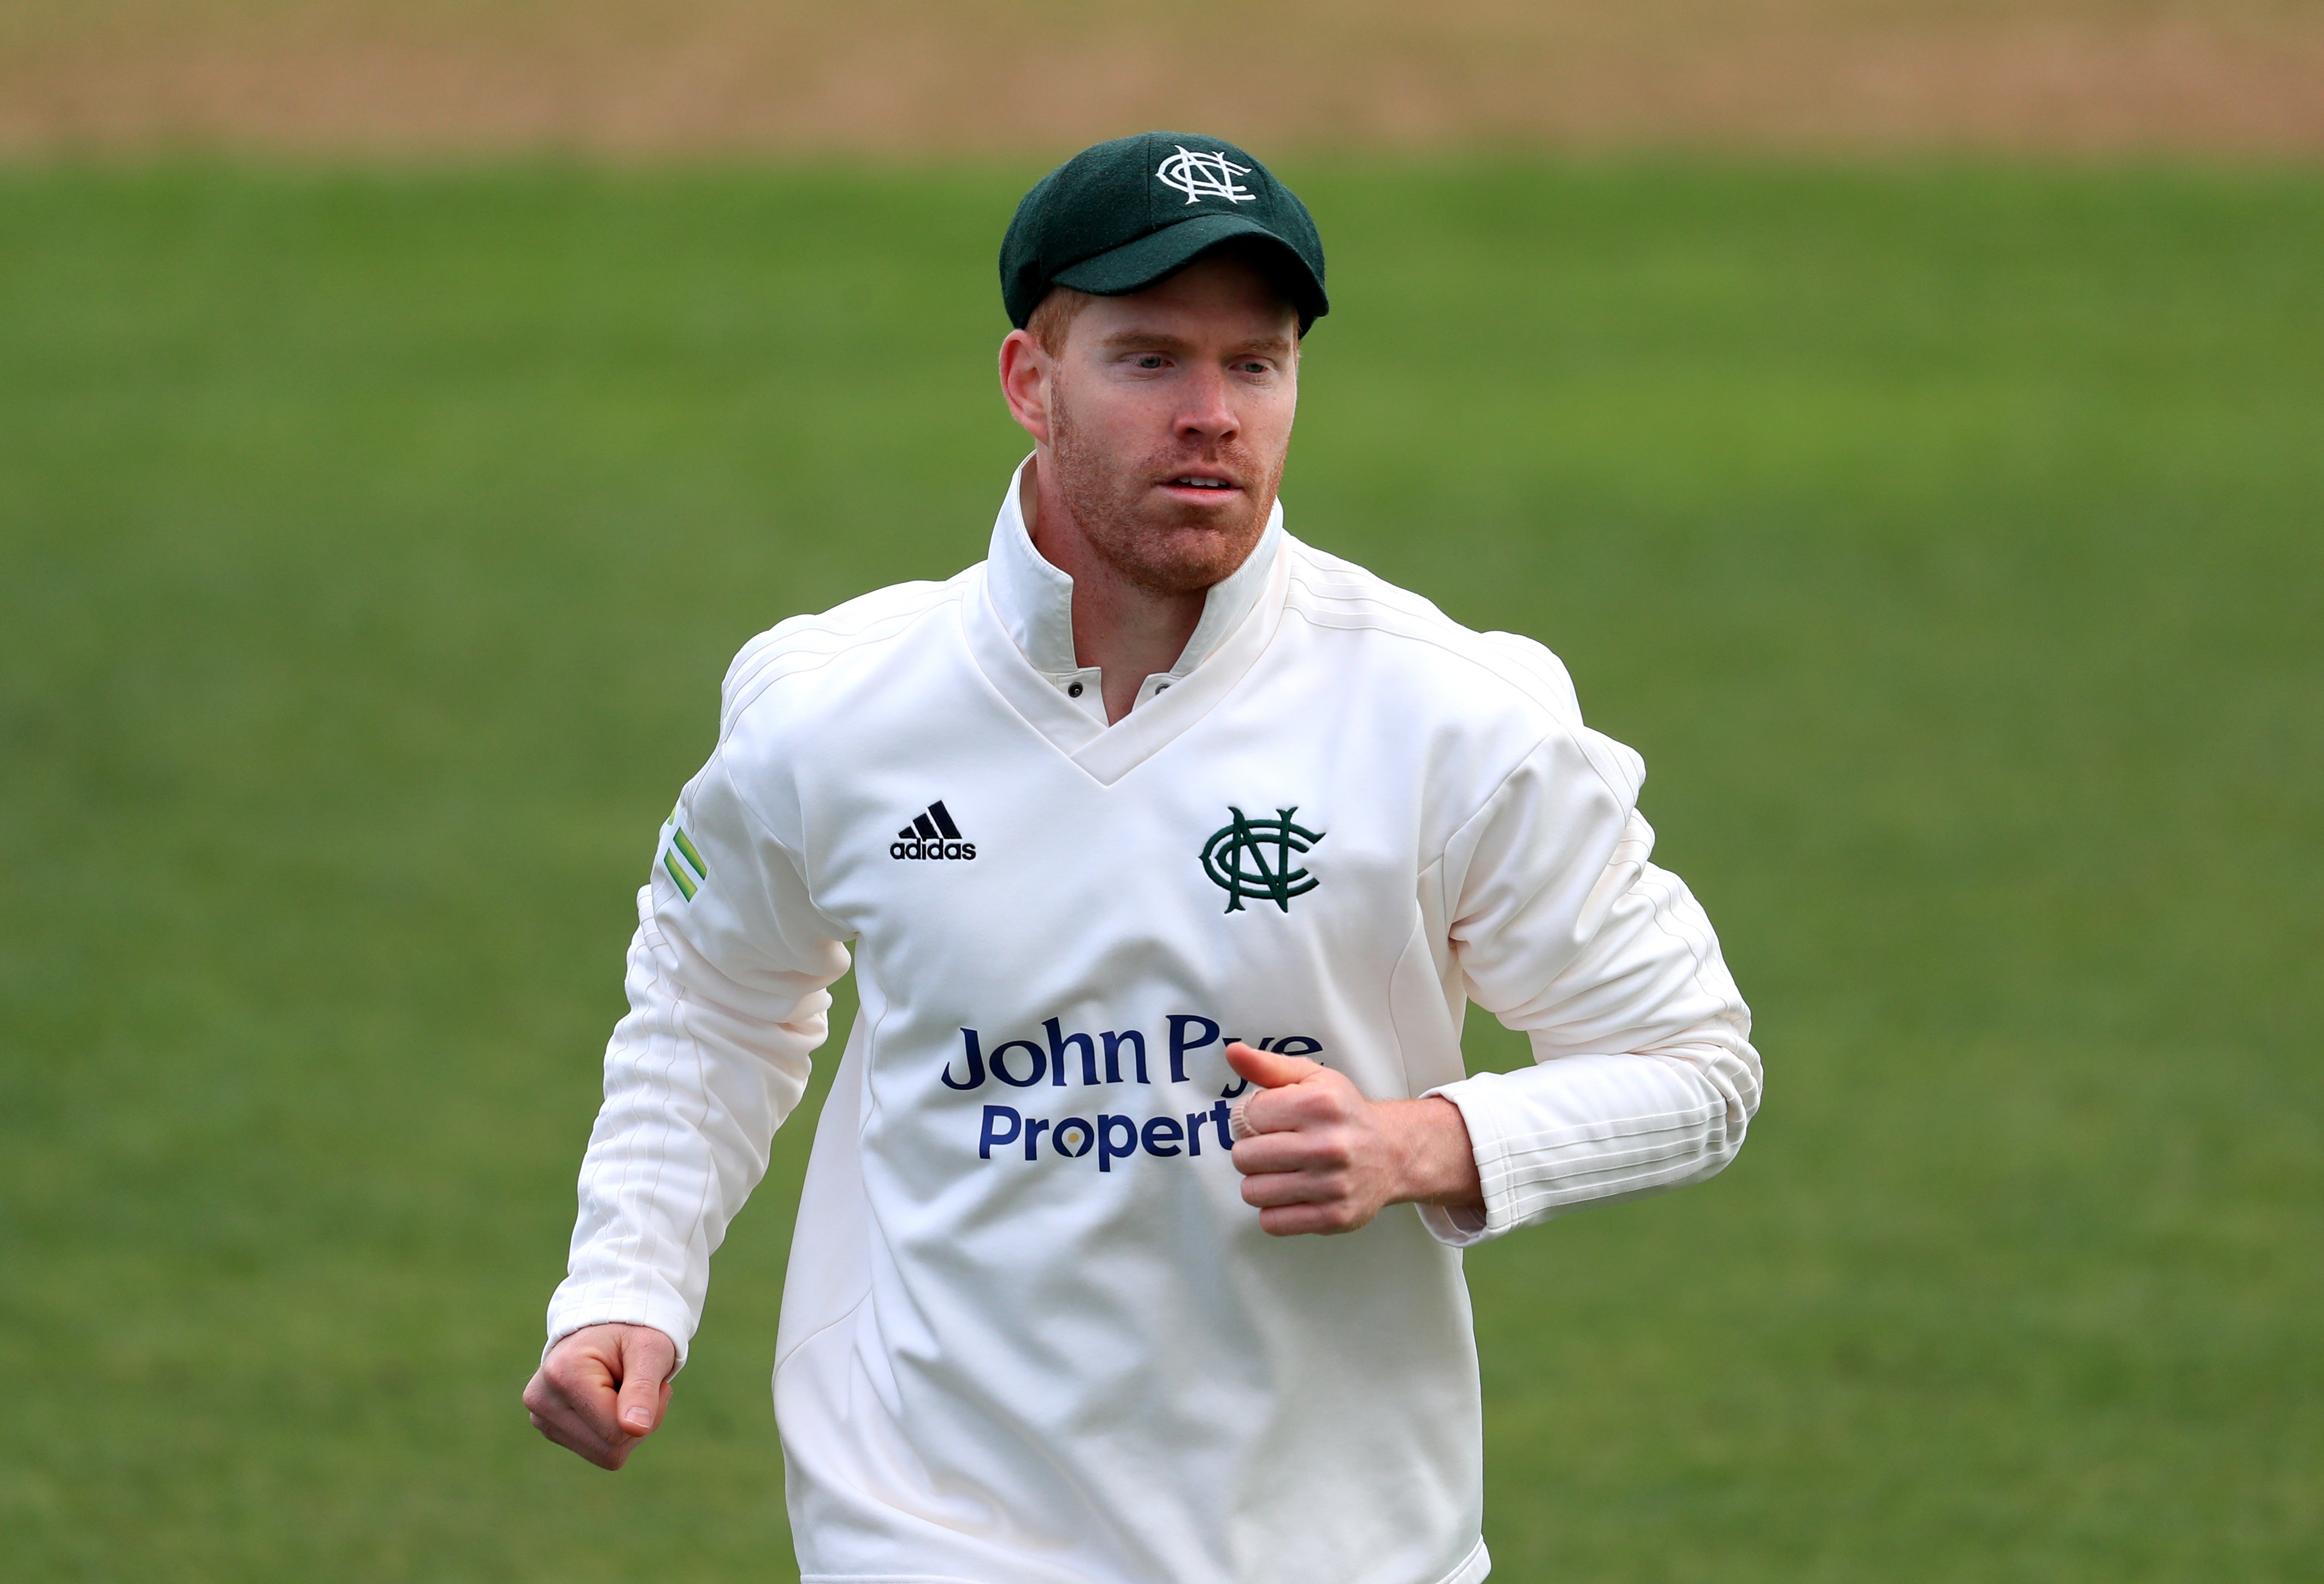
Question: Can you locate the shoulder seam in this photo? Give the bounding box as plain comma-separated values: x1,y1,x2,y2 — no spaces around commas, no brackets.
1276,587,1579,729
721,579,968,738
1273,600,1640,818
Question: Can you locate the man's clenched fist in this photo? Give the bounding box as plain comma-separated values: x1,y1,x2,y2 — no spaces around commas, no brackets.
524,1322,678,1470
1225,1042,1484,1236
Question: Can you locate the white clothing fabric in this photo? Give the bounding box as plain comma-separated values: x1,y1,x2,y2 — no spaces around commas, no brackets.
547,463,1761,1583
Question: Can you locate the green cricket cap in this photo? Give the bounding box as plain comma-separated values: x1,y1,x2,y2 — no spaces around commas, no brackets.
1001,132,1328,334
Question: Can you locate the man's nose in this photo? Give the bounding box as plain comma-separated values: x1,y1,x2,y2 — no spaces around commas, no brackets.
1175,363,1239,445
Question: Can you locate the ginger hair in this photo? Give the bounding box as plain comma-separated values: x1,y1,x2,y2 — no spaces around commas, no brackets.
1025,249,1303,357
1025,285,1097,357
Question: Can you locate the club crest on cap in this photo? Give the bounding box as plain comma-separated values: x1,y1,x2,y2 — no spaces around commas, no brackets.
1156,146,1257,206
1000,132,1327,330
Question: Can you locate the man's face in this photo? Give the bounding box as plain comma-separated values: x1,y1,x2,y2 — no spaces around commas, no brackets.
1029,254,1300,596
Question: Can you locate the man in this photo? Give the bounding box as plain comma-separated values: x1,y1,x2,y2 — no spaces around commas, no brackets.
527,132,1761,1584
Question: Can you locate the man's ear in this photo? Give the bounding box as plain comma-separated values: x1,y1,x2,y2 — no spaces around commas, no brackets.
998,329,1054,444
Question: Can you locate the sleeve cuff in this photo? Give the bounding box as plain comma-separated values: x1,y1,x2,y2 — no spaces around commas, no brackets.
1414,1198,1495,1248
543,1292,697,1374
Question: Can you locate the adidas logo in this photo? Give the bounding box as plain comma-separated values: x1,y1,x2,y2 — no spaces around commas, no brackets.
891,800,976,861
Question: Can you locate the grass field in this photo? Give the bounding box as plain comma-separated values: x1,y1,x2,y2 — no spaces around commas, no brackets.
2,159,2320,1581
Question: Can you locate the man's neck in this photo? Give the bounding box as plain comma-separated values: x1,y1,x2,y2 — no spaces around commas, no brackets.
1024,459,1208,724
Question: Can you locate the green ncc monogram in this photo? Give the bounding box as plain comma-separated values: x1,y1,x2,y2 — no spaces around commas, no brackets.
1200,806,1325,914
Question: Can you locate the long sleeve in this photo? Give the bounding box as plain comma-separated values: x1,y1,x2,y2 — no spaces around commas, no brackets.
544,749,851,1366
1419,729,1762,1248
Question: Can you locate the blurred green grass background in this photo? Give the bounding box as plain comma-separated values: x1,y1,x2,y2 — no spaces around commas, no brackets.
2,161,2319,1580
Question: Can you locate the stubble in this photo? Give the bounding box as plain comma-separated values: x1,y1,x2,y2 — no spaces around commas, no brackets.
1047,377,1283,598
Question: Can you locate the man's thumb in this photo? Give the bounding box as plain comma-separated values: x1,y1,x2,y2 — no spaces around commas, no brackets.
1225,1041,1320,1091
615,1334,674,1437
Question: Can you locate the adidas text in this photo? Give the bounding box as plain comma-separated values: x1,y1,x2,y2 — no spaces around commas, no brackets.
893,838,976,861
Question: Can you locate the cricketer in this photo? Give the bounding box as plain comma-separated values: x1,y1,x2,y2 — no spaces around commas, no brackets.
526,131,1762,1584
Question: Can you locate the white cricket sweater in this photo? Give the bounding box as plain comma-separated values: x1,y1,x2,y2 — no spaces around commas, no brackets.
548,461,1762,1584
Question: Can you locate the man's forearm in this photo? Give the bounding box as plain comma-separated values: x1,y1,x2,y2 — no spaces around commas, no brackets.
1379,1095,1485,1214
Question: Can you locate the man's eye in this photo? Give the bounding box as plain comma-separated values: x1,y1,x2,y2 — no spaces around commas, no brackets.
1136,354,1166,369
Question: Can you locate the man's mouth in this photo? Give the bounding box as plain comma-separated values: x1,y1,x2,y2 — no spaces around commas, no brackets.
1163,475,1237,492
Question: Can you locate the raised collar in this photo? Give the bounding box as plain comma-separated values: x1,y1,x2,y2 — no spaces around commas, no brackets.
984,454,1284,721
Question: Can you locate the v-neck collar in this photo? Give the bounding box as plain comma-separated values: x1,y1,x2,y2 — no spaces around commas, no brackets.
964,458,1292,787
983,454,1284,729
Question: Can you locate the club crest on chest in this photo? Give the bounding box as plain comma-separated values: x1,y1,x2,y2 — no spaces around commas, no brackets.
1201,806,1323,914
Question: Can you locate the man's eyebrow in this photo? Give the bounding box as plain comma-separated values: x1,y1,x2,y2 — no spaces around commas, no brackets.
1095,330,1296,356
1096,329,1192,351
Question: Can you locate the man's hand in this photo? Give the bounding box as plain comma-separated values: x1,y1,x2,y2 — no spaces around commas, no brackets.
523,1322,678,1470
1226,1042,1485,1236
